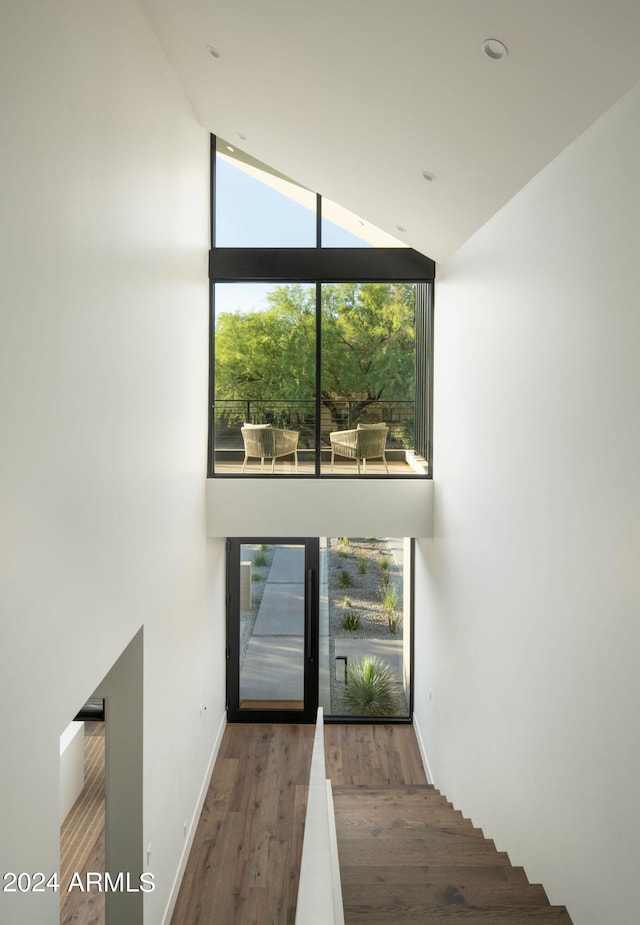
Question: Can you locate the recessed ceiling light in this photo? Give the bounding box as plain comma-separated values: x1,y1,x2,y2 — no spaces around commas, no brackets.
226,145,235,153
421,170,436,183
207,45,221,59
482,38,508,60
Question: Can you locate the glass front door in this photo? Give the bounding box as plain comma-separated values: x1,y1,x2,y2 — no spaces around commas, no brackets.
227,537,413,723
227,539,319,722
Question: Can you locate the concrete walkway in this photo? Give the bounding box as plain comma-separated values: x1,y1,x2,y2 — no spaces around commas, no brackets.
241,546,306,703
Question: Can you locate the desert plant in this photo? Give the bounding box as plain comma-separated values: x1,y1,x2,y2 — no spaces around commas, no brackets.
337,549,349,559
338,569,353,588
255,550,267,567
379,556,390,570
381,584,398,611
251,571,262,582
260,544,268,551
341,537,350,547
357,554,367,574
342,610,360,631
344,656,398,716
380,571,390,587
387,612,402,635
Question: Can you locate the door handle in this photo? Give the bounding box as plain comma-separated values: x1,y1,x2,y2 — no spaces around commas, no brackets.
305,568,314,660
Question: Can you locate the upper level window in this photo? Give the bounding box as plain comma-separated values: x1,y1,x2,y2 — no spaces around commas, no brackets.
215,144,317,247
209,137,435,479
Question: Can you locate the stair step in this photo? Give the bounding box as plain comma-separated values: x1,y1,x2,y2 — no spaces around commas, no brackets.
337,847,515,868
341,877,549,907
341,905,572,924
336,811,483,836
334,784,451,801
333,787,479,828
339,863,534,888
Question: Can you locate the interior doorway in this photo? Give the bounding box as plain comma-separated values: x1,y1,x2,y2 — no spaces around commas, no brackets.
59,700,106,925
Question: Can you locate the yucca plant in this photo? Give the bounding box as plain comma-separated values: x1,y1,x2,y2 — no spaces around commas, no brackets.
344,656,398,716
338,569,353,588
357,554,367,574
254,550,267,567
342,610,360,631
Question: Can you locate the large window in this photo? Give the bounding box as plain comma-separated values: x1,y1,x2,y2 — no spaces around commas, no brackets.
209,137,434,478
214,283,318,472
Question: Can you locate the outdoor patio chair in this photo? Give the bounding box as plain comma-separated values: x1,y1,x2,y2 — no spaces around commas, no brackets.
241,423,299,473
329,422,389,474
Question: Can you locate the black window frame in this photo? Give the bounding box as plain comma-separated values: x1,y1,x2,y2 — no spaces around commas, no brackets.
208,135,435,478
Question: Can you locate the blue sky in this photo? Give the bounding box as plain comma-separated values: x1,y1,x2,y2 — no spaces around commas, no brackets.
215,156,370,315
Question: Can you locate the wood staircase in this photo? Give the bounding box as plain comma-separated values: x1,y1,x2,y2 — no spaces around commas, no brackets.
332,784,574,924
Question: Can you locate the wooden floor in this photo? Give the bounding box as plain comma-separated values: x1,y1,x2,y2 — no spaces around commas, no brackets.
172,723,422,925
171,724,314,925
58,721,573,925
60,722,105,925
324,723,427,787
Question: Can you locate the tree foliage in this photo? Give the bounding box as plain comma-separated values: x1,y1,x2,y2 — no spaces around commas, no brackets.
215,284,316,402
320,283,415,419
215,283,415,416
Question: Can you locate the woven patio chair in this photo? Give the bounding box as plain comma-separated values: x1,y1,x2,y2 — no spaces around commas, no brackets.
329,423,389,474
241,423,299,473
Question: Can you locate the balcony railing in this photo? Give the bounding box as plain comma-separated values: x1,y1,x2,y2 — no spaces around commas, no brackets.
211,398,427,476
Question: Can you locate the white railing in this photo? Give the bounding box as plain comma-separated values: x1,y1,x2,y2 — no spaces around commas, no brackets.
295,708,345,925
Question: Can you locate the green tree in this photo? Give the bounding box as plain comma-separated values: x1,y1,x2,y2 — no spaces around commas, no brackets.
320,283,415,424
214,284,316,401
214,282,415,436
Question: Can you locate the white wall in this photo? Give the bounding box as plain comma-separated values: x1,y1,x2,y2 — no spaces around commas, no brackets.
414,81,640,925
0,3,226,923
207,478,434,538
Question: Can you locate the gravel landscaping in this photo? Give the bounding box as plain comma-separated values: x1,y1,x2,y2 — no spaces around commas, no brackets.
326,537,408,717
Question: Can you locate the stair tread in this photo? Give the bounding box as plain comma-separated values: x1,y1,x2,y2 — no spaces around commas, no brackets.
339,864,534,887
342,879,549,906
342,906,572,924
333,787,462,813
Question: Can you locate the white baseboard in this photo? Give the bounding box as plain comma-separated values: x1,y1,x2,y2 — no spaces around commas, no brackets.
161,711,227,925
412,711,435,786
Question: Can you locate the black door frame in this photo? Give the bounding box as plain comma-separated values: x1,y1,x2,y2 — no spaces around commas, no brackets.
226,537,320,723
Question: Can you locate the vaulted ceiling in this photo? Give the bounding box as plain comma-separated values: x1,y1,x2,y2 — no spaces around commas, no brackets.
142,0,640,262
